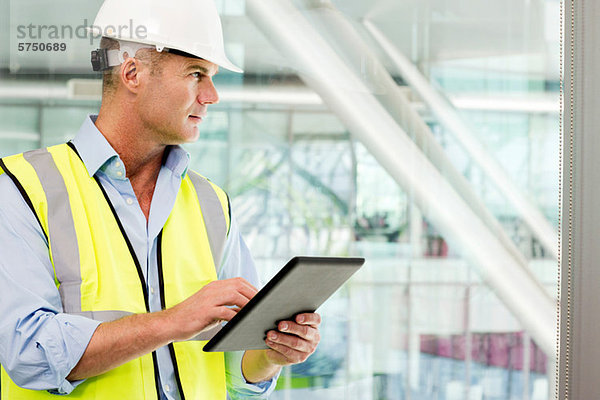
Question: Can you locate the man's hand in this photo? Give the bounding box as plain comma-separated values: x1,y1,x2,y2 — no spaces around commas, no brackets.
242,312,321,383
164,277,258,342
264,313,321,365
67,277,257,381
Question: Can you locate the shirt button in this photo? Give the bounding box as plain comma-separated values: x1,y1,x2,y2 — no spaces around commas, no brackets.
116,170,123,177
164,384,170,392
150,287,155,295
126,198,134,205
114,161,121,168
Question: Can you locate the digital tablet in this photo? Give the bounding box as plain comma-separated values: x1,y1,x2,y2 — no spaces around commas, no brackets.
203,256,365,352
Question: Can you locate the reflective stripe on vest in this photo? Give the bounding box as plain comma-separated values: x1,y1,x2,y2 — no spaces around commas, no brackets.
23,148,82,314
0,144,228,399
188,170,227,267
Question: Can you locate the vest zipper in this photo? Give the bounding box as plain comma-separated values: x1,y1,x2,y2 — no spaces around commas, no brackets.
157,230,187,400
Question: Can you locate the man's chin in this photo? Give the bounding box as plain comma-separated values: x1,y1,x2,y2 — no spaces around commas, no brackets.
161,127,200,146
182,126,201,143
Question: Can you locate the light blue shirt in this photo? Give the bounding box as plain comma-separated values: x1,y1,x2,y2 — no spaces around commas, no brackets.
0,115,278,399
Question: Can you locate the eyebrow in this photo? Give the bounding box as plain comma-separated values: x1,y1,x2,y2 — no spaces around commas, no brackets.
183,63,218,76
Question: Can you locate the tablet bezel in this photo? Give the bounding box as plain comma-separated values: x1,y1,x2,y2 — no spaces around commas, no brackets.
202,256,364,352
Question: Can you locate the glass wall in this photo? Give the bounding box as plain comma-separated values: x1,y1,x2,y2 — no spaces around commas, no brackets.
0,0,559,399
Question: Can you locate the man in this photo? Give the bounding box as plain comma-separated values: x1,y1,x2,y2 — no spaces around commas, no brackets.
0,0,321,398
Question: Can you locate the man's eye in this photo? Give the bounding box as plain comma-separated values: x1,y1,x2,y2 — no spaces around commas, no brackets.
191,72,204,80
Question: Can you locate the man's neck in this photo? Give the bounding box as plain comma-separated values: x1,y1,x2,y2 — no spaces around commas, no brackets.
95,105,166,221
95,105,165,181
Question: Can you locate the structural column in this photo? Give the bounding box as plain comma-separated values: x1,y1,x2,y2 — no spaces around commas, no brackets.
559,0,600,398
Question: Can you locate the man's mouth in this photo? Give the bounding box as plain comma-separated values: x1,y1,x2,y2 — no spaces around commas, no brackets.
188,115,204,124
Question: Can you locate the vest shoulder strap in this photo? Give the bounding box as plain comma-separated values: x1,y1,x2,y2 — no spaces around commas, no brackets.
186,170,230,268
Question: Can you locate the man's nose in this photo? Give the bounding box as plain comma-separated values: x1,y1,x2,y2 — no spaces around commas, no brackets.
198,80,219,105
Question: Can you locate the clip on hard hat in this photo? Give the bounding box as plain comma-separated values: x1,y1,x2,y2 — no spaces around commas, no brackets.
91,49,110,71
91,48,121,71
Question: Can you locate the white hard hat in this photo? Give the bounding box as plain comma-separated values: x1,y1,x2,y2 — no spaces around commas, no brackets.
90,0,243,73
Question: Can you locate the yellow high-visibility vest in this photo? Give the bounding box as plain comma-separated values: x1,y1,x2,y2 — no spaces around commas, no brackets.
0,143,228,399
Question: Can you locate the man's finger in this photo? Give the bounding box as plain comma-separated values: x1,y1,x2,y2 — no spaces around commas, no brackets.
216,306,237,322
213,291,249,309
275,322,318,342
210,279,257,306
266,330,315,354
295,313,321,327
227,277,259,300
265,339,310,364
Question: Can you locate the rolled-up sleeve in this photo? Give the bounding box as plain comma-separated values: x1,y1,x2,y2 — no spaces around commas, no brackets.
218,216,280,399
224,351,279,400
0,175,100,394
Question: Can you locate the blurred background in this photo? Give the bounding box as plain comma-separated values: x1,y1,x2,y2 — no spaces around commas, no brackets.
0,0,560,399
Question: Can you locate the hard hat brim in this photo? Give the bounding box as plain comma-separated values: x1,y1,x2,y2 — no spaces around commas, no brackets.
165,47,244,74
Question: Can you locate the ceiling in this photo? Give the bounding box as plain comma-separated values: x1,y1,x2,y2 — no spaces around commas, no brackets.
0,0,559,80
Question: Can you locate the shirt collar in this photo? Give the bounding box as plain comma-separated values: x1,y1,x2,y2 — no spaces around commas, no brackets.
164,145,191,178
71,115,191,179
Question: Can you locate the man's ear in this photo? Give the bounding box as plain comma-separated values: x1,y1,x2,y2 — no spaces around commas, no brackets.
119,57,143,93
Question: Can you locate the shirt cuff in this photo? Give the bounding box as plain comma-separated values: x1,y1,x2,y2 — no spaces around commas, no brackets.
46,377,86,396
38,313,101,395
